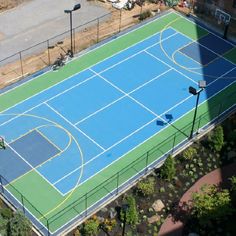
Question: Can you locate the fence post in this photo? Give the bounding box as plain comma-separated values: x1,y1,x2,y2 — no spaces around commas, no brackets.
116,172,119,195
217,102,223,123
47,40,51,65
145,151,149,174
119,9,122,32
47,220,50,236
73,28,76,55
0,175,4,193
172,134,176,154
97,18,100,43
85,193,88,217
19,52,24,78
21,195,26,215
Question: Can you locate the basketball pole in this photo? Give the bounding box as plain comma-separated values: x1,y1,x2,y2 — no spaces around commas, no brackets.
223,23,229,39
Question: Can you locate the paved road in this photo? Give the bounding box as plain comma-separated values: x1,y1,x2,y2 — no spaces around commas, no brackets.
0,0,109,61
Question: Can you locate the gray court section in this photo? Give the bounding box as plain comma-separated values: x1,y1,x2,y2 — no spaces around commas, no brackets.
10,130,60,168
0,0,109,61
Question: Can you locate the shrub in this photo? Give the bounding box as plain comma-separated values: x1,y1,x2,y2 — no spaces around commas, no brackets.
0,214,8,236
208,126,224,152
9,211,32,236
191,184,233,226
101,219,116,232
182,147,197,161
230,176,236,204
136,177,155,196
82,215,99,236
0,207,13,219
120,195,139,227
160,155,176,181
139,10,152,21
73,228,81,236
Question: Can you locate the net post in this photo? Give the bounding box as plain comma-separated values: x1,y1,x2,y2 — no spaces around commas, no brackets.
116,172,119,195
0,175,4,193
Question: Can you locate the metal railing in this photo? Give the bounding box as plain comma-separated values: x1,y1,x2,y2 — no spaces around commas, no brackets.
0,4,161,89
0,88,235,235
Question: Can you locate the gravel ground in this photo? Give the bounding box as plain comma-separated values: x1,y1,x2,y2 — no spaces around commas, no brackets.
0,0,109,61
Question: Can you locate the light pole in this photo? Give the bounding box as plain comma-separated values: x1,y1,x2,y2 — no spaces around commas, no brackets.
189,80,206,139
64,3,81,57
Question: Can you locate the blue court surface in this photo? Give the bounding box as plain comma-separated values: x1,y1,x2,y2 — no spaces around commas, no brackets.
0,19,236,199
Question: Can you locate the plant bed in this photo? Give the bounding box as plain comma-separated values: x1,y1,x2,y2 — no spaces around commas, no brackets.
68,113,236,236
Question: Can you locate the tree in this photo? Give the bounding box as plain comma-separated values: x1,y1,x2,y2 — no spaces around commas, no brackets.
9,211,32,236
230,176,236,205
120,195,139,227
160,155,176,181
191,184,233,226
0,214,8,236
208,125,224,152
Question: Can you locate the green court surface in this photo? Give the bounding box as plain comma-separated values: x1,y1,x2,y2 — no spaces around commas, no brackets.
0,11,236,235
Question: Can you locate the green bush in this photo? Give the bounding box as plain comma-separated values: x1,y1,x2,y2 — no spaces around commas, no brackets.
208,126,224,152
230,176,236,204
0,214,8,236
9,211,32,236
191,184,233,226
82,216,99,236
136,177,155,196
139,10,152,21
182,147,197,161
120,195,139,227
160,155,176,181
0,207,13,220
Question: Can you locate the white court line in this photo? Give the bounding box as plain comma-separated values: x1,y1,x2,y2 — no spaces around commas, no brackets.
173,26,236,67
0,12,176,114
144,50,198,85
74,69,172,125
5,141,63,195
175,11,236,47
53,65,236,192
90,69,163,118
44,103,106,151
0,32,178,129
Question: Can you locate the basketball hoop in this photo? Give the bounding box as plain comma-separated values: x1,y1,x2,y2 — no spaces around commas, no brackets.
215,8,231,25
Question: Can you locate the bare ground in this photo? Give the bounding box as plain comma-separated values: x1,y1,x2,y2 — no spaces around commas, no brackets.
0,0,31,13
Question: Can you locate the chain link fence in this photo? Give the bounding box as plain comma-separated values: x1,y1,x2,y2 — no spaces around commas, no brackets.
0,88,236,235
0,3,162,89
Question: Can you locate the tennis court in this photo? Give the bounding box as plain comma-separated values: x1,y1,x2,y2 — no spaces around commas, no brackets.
0,11,236,235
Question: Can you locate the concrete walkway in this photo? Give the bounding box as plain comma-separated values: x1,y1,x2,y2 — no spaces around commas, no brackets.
0,0,109,61
159,163,236,236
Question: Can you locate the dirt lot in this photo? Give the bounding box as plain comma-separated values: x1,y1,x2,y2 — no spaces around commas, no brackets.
0,0,31,12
